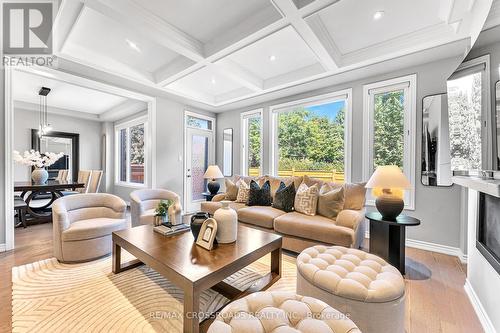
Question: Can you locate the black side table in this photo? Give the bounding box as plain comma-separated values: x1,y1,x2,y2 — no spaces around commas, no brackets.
365,212,420,274
201,192,222,201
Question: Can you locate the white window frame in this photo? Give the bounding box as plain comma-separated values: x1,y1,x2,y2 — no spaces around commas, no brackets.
185,110,216,132
269,89,353,182
362,74,417,210
114,115,149,188
241,109,264,176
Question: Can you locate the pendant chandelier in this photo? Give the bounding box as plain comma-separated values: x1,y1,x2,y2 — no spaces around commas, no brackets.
38,86,51,137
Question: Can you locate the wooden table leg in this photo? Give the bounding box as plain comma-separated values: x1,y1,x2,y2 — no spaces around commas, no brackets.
112,241,121,274
271,247,282,278
184,285,200,333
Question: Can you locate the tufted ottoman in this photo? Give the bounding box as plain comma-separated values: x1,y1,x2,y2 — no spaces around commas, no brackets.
207,291,360,333
296,245,405,333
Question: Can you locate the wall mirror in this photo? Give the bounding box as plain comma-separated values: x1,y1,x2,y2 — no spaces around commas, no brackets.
421,94,453,186
223,128,233,176
32,130,80,182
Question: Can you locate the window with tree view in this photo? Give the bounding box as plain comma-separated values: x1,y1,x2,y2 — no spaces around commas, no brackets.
242,111,262,176
274,98,347,182
116,119,146,185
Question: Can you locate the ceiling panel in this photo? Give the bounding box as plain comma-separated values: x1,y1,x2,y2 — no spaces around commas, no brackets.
63,7,184,75
132,0,281,45
308,0,444,54
12,70,127,114
218,26,323,87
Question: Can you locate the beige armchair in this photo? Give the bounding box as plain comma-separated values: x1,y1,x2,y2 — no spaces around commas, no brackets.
130,189,182,227
52,193,127,262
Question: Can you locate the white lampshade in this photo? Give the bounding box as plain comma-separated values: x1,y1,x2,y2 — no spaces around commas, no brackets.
365,165,411,189
204,165,224,179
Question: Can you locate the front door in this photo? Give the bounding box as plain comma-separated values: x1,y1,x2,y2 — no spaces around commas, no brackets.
185,128,214,212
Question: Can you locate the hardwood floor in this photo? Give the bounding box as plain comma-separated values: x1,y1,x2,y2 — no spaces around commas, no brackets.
0,223,483,333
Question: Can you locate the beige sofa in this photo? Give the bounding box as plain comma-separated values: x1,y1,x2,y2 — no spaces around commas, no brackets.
52,193,128,262
201,175,366,253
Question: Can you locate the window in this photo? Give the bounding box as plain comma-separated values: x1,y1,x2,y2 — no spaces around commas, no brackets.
270,90,352,183
186,114,213,130
115,116,147,186
241,110,263,176
447,56,490,171
363,75,416,209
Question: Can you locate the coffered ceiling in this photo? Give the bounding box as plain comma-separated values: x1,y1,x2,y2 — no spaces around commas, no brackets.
53,0,494,108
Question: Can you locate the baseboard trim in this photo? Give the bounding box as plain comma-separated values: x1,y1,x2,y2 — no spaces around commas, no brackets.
0,243,6,252
464,279,496,333
365,230,467,263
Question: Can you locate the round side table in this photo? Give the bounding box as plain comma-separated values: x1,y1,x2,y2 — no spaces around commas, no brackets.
365,212,421,274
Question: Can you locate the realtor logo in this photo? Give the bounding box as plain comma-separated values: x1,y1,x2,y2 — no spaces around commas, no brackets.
3,2,53,55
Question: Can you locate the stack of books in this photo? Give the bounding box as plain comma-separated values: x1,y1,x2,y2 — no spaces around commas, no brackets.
153,223,190,236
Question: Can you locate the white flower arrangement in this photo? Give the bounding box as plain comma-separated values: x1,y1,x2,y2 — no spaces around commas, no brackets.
13,150,64,169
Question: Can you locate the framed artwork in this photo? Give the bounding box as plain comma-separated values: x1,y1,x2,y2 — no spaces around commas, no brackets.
196,218,217,250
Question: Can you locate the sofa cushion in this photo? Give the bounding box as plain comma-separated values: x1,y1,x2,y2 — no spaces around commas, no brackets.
235,180,250,203
317,183,345,219
224,178,239,201
294,183,319,216
201,201,246,215
237,206,286,229
341,182,367,210
248,180,272,206
303,175,324,188
274,212,354,247
62,218,127,241
272,182,296,212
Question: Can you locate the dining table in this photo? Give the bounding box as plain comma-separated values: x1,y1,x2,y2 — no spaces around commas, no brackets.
14,180,85,224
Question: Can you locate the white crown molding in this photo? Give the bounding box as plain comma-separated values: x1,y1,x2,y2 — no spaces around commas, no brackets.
464,279,496,333
13,100,101,121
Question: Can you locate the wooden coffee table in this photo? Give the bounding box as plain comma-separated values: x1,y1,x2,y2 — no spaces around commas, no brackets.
112,224,282,333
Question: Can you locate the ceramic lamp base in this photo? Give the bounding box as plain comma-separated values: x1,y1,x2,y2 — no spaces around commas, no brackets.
375,193,404,220
207,179,220,195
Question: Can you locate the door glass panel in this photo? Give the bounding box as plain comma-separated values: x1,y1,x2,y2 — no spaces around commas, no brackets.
129,123,145,184
447,72,482,171
191,135,209,201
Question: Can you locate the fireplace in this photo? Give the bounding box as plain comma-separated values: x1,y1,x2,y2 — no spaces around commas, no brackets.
477,193,500,274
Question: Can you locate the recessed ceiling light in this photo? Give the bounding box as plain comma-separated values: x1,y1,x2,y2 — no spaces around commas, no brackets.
269,55,277,61
125,39,141,52
211,78,216,84
373,11,384,20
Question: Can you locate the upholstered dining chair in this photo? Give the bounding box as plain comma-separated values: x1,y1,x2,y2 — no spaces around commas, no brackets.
55,169,69,182
130,189,182,227
87,170,103,193
52,193,127,262
63,170,92,195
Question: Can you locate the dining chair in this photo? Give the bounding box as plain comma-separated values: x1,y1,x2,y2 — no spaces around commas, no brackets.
87,170,103,193
55,169,69,182
63,170,92,195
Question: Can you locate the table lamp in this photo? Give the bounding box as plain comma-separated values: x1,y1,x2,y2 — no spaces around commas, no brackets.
365,165,411,220
204,165,224,195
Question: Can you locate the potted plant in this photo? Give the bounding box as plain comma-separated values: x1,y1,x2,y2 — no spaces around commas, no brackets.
13,150,64,185
154,199,174,226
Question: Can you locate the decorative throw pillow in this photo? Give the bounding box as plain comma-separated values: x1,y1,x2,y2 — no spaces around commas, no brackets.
224,178,239,201
272,182,296,212
318,183,345,219
303,175,324,188
247,180,272,206
343,182,367,210
294,183,319,216
235,180,250,203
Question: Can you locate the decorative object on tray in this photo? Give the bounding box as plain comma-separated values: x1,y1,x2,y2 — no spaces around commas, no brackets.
365,165,412,220
190,212,211,239
153,223,190,236
196,218,218,250
214,201,238,243
204,165,224,195
13,150,64,185
154,199,174,226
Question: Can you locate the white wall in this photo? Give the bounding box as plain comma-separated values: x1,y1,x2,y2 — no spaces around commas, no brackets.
216,55,464,248
13,108,103,181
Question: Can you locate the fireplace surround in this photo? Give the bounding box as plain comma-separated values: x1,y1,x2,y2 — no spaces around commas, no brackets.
477,192,500,275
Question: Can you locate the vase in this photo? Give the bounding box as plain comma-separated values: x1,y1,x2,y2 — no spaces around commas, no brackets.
31,168,48,185
190,212,210,239
214,201,238,243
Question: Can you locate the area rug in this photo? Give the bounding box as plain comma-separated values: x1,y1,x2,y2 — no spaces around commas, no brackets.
11,252,297,332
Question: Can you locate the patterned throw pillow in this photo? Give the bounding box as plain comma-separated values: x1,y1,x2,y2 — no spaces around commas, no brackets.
294,183,319,216
235,180,250,203
224,178,239,201
317,183,345,219
272,182,296,212
247,180,272,206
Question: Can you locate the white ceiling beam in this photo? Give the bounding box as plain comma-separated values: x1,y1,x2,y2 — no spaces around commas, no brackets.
53,0,84,53
210,61,264,92
155,57,199,86
99,100,147,122
271,0,338,71
14,100,101,121
82,0,205,61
